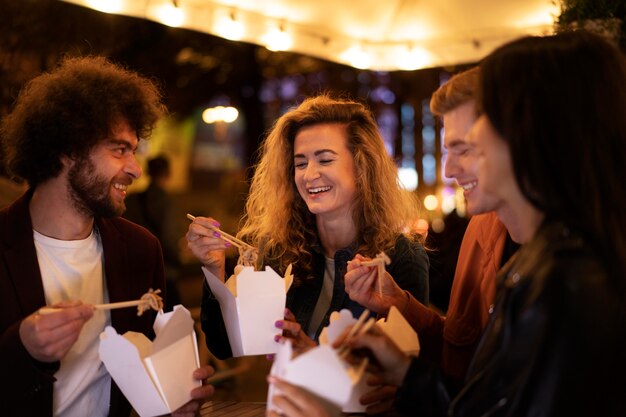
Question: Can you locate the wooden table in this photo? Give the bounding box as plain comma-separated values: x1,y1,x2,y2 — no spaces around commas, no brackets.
199,401,266,417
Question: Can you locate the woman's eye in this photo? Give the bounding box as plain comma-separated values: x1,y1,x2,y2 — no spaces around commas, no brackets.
294,162,307,169
320,159,333,165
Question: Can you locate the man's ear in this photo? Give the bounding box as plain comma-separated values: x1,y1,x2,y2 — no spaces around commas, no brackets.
59,154,74,170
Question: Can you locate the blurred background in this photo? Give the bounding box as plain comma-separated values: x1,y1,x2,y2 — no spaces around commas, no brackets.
1,0,623,402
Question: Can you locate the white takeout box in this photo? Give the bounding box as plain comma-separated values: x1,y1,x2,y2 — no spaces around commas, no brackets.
202,265,293,357
267,341,366,417
319,306,420,413
98,305,200,417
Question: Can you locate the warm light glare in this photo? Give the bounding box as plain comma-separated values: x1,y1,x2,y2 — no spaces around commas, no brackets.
398,167,418,192
398,46,431,71
202,106,239,124
155,4,185,27
340,46,371,69
514,4,559,28
262,27,292,51
423,194,439,211
87,0,123,14
215,15,244,41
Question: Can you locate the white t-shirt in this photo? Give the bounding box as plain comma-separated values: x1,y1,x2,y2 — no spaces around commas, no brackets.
34,228,111,417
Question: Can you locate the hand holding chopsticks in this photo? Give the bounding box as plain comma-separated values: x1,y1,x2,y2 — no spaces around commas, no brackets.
186,214,252,250
187,213,258,267
39,289,163,316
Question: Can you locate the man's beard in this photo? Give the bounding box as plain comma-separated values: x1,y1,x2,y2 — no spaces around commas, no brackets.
67,156,125,218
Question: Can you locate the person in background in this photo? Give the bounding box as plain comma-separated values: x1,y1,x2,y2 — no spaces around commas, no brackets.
124,154,183,311
186,95,429,358
335,66,521,414
0,56,214,417
329,30,626,417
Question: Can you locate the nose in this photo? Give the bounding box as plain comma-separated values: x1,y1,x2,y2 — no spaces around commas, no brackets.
303,162,321,181
125,154,142,180
444,153,460,180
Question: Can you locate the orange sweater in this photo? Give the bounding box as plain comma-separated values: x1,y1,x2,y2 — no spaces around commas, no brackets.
403,212,507,383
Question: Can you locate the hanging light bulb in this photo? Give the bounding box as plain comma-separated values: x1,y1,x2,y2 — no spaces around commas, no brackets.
397,45,431,71
87,0,123,13
214,11,244,41
262,25,292,51
154,1,185,27
340,46,371,69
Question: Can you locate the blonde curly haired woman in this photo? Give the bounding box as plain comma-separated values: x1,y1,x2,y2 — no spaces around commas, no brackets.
187,95,428,358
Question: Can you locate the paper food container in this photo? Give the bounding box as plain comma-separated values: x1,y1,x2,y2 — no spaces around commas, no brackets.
98,305,200,417
202,265,293,357
319,306,420,413
267,341,366,417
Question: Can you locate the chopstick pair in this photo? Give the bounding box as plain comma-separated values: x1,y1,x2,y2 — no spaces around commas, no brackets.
336,309,375,358
357,252,390,295
38,289,163,316
186,213,253,250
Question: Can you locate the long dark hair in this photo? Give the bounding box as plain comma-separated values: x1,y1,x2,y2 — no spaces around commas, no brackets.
480,30,626,286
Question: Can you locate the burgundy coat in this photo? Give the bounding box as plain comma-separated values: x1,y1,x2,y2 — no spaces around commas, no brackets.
0,190,165,417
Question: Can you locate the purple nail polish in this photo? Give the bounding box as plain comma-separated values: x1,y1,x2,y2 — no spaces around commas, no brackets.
213,232,220,238
212,221,220,227
225,242,232,247
275,320,283,328
274,335,281,342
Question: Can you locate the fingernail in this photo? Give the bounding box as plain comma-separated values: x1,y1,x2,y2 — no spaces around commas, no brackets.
212,221,220,227
224,242,232,247
275,320,283,328
213,232,221,238
274,334,281,342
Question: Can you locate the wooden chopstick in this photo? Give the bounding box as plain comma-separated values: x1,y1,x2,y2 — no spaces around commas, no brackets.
337,309,372,357
186,213,253,249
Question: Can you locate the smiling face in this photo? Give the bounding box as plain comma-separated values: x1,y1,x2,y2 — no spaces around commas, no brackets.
442,100,500,215
293,123,357,222
469,115,521,213
67,120,142,218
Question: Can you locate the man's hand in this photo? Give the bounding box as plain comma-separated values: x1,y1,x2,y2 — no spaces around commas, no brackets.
19,301,94,362
171,365,216,417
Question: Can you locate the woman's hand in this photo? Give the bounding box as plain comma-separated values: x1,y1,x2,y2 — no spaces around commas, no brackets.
268,376,331,417
185,216,229,280
274,308,317,354
345,254,406,314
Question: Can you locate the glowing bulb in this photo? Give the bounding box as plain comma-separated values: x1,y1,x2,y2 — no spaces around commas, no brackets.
155,4,185,27
397,46,431,71
398,167,418,191
423,194,439,211
202,106,239,124
340,46,371,69
262,27,292,51
87,0,123,13
215,15,244,41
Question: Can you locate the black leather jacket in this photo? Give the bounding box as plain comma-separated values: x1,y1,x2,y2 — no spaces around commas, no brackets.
397,220,626,416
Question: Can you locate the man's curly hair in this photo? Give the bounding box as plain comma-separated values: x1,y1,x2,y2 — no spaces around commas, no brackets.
1,56,165,186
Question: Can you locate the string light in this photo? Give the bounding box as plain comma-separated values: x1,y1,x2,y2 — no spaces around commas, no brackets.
154,2,185,27
202,106,239,124
214,11,244,41
86,0,123,13
262,25,292,51
340,45,371,69
397,45,431,71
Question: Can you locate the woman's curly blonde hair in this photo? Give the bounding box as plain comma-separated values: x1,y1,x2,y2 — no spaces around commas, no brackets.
238,95,421,282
